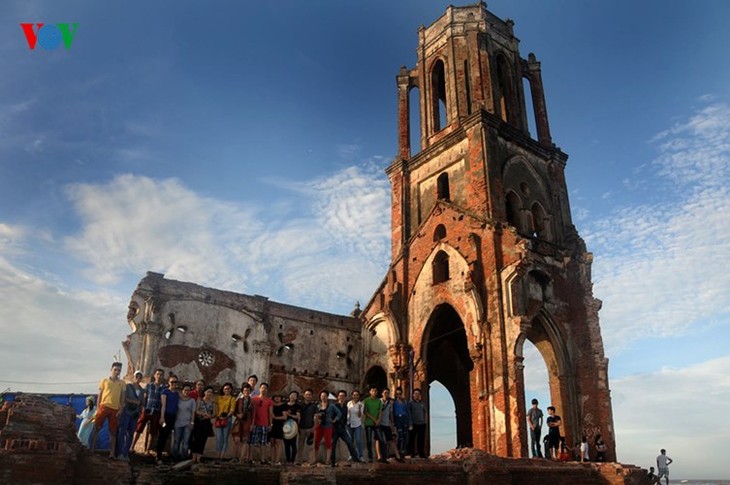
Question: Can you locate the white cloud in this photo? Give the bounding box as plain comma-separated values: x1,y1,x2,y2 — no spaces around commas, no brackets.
63,163,391,313
612,356,730,480
64,174,261,290
584,102,730,353
0,253,127,395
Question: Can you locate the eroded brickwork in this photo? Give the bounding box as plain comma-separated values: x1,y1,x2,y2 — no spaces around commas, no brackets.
363,3,616,460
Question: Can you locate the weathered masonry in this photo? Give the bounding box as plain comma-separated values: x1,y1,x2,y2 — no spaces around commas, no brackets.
361,3,615,459
125,273,365,398
124,3,615,461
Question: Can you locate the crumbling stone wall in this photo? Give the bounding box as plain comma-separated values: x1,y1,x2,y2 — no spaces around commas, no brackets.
0,394,131,484
125,272,363,394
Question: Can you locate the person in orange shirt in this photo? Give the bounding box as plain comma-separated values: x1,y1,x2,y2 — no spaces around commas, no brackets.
91,362,126,458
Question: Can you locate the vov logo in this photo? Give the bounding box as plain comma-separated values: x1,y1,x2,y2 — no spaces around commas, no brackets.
20,23,78,50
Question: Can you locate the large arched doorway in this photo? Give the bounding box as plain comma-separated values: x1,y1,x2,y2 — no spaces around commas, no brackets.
423,304,474,448
515,314,575,454
362,365,388,394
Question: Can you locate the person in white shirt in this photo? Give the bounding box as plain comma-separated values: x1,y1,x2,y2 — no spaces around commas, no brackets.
346,390,364,461
656,449,673,485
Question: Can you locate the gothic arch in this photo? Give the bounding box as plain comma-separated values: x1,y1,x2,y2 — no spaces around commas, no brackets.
495,51,517,125
408,242,484,346
363,312,401,385
513,311,578,452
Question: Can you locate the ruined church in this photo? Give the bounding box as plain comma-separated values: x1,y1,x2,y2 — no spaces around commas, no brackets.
124,3,615,460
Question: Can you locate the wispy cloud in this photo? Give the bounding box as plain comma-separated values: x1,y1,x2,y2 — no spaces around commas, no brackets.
584,102,730,353
62,162,391,312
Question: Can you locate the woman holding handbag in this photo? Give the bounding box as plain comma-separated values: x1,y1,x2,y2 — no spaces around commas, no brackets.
191,386,215,463
213,382,236,463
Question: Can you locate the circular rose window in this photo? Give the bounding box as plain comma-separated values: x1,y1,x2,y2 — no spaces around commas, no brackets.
198,350,215,367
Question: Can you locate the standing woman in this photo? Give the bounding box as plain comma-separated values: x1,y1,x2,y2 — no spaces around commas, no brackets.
77,396,96,448
270,394,288,465
347,390,364,461
191,386,215,463
283,391,301,464
214,382,236,462
311,390,340,465
233,383,254,463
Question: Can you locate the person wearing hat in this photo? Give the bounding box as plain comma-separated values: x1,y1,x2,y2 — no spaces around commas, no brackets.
283,391,301,464
76,395,96,448
116,370,144,460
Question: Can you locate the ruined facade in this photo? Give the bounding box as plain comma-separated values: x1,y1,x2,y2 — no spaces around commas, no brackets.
125,272,364,397
361,3,615,459
124,3,615,461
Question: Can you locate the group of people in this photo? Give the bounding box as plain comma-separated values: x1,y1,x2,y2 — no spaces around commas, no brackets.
527,398,607,462
84,362,429,466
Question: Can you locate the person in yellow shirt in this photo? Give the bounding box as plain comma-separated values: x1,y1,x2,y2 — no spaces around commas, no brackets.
91,362,126,458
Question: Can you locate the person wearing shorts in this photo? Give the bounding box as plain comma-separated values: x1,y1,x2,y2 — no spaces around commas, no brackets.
91,362,126,458
249,382,274,463
656,449,673,485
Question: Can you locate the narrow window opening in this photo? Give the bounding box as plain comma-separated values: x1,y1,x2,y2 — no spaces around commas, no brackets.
506,191,522,232
523,76,536,138
464,60,472,115
496,54,515,124
432,60,447,132
409,86,421,155
437,172,450,201
433,250,450,284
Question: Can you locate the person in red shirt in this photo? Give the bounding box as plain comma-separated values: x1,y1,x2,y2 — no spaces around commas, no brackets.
249,382,274,464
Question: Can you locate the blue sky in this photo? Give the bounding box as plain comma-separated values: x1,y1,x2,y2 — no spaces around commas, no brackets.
1,0,729,479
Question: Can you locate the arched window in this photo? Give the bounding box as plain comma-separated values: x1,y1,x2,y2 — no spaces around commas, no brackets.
431,59,447,132
464,60,472,115
433,224,447,242
531,202,548,240
496,53,516,125
437,172,450,201
505,191,523,232
433,250,450,284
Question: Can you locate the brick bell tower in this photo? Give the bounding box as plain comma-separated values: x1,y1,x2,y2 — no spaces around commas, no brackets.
361,3,615,459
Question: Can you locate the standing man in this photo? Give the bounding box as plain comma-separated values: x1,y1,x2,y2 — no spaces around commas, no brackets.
91,362,126,458
331,390,361,465
156,375,180,464
297,389,316,463
376,388,404,463
407,388,427,459
362,386,382,462
393,388,410,458
249,382,274,464
546,406,561,460
527,398,543,458
656,449,673,485
116,370,144,460
132,368,166,455
247,375,260,397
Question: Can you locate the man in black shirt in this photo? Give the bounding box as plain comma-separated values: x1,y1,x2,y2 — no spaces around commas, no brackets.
330,390,361,466
297,389,317,463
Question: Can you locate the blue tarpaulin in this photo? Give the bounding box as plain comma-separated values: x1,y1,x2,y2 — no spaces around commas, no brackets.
1,392,111,450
